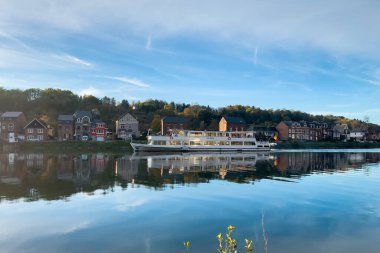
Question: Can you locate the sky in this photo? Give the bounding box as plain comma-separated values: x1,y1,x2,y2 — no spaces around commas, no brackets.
0,0,379,123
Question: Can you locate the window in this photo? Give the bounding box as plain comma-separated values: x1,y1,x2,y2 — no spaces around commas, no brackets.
38,135,43,140
8,123,14,131
28,128,33,134
37,129,43,134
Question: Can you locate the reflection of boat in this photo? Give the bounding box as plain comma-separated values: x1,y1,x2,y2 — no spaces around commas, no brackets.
131,152,273,172
131,130,271,152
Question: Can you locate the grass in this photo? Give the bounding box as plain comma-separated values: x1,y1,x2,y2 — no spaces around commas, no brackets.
3,140,134,154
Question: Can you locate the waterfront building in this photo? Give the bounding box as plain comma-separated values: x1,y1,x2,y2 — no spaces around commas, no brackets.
332,123,350,141
161,116,189,135
115,113,140,140
276,121,331,141
219,116,247,132
73,111,92,140
24,118,49,141
0,112,27,143
57,115,74,141
91,119,107,141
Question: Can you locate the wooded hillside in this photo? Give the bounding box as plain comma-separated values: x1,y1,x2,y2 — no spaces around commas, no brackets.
1,87,377,134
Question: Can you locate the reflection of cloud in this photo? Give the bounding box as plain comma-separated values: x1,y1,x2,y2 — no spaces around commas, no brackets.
61,220,91,234
115,198,148,212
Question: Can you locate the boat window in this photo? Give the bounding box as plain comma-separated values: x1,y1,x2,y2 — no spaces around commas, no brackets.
169,141,181,145
153,140,166,145
204,141,216,146
190,141,202,146
219,141,230,145
231,141,243,145
244,142,256,145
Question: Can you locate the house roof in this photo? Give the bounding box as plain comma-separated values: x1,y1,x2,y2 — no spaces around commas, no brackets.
1,112,23,118
223,116,246,124
24,118,48,129
93,119,105,124
162,116,188,123
73,111,92,119
58,115,73,121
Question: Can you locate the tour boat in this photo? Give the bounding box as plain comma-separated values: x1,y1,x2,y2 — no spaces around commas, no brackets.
130,130,271,152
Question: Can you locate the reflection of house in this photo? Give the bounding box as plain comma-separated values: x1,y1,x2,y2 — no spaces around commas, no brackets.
219,116,246,132
161,116,189,135
0,112,27,143
24,118,48,141
57,115,74,141
91,119,107,141
115,156,139,181
73,111,92,140
90,154,108,172
116,113,140,140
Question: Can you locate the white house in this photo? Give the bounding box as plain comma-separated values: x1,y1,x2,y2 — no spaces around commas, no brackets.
115,113,140,140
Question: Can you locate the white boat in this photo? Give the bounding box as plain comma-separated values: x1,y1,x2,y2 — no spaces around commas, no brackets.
130,130,271,152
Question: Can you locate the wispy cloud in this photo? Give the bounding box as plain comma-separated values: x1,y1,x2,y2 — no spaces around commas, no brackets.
253,46,259,64
108,76,151,88
146,36,152,51
347,74,380,87
53,54,93,67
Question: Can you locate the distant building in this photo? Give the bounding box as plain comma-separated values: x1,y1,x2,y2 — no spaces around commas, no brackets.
332,123,350,141
73,111,92,140
24,118,48,141
57,115,74,141
219,116,247,132
161,116,189,135
248,125,278,138
276,121,331,141
0,112,27,143
350,128,367,141
115,113,140,140
90,119,107,141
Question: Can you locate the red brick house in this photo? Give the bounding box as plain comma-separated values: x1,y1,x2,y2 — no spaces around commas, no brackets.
219,116,246,132
57,115,74,141
0,112,27,143
276,121,331,141
161,117,189,135
24,118,48,142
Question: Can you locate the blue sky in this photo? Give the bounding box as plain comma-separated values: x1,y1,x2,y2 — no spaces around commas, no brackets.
0,0,380,123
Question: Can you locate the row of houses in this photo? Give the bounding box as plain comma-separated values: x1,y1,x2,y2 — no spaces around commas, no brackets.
161,116,380,142
1,111,379,143
0,111,140,143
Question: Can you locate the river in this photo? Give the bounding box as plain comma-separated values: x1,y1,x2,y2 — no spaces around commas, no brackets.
1,150,380,253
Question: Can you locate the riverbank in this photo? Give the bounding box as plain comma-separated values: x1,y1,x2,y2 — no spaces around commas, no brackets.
1,140,380,153
1,140,134,153
275,141,380,149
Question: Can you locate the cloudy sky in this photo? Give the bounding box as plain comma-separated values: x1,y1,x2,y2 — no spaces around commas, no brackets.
0,0,379,123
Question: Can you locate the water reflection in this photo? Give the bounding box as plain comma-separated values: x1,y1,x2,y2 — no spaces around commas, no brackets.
1,151,380,201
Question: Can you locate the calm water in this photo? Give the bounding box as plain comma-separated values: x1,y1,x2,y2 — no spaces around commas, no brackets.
1,150,380,253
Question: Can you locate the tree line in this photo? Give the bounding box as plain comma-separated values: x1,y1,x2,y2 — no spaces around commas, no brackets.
0,87,378,135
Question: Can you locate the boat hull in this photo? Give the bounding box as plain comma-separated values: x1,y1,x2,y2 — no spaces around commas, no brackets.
130,143,270,152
